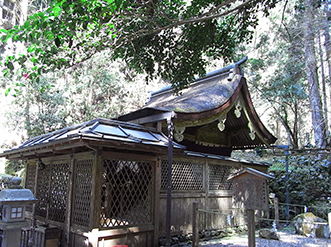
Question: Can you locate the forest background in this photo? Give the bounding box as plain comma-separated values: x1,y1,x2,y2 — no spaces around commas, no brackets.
0,0,331,220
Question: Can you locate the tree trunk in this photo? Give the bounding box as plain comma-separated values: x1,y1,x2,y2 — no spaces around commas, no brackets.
318,33,329,142
323,1,331,140
304,0,326,148
323,1,331,78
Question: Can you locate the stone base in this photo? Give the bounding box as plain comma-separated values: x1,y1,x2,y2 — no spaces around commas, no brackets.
0,220,31,247
0,220,30,230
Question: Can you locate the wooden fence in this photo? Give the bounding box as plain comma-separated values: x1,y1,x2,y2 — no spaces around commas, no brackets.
192,201,331,247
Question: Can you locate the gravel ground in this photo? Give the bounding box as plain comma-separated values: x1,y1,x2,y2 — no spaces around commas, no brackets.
198,231,331,247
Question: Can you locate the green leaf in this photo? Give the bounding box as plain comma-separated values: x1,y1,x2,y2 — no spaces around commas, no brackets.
27,45,36,53
5,88,10,96
42,21,48,29
7,62,14,71
23,20,31,29
36,32,42,40
1,34,10,43
52,6,62,17
55,37,61,47
38,12,45,18
31,57,37,63
0,29,8,34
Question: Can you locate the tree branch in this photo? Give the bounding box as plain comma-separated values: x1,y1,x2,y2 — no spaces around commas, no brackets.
121,0,257,40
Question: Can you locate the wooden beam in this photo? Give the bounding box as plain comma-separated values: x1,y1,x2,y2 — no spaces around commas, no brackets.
128,112,176,125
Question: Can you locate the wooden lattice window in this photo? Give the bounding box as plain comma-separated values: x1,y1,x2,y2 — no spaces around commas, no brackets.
72,159,93,227
100,159,154,228
35,162,69,223
25,164,36,192
208,164,234,190
35,166,51,218
161,160,204,191
48,163,69,222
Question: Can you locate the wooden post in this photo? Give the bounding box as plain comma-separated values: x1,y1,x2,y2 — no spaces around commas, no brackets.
65,155,75,245
328,212,331,239
247,209,256,247
153,157,161,246
192,202,199,247
165,118,174,247
91,151,103,229
274,197,279,229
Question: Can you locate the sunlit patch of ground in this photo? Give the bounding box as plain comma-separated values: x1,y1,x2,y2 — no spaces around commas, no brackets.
198,231,331,247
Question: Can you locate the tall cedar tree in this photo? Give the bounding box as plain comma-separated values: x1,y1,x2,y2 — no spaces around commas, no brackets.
304,0,327,147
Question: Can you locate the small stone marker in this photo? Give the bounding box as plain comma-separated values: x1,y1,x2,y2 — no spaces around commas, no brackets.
259,228,279,240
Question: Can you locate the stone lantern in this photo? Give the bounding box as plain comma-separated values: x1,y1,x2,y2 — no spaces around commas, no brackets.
0,176,38,247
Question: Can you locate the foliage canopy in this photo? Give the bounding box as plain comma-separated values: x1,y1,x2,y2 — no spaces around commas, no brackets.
269,154,331,219
1,0,277,91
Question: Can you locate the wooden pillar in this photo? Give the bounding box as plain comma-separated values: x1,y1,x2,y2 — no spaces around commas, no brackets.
328,212,331,238
90,150,102,228
274,198,279,229
192,202,199,247
165,118,174,247
154,157,162,246
32,161,38,227
64,155,75,246
89,150,103,246
247,209,256,247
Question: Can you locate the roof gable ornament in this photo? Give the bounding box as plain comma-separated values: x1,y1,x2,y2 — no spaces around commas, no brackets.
217,113,227,132
174,126,185,142
248,122,256,141
234,100,242,118
227,64,241,81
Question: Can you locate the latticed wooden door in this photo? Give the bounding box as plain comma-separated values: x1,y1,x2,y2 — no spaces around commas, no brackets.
35,162,70,223
71,158,94,227
100,159,154,228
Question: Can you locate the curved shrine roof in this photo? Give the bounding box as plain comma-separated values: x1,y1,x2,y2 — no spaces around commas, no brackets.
147,72,241,113
119,58,277,151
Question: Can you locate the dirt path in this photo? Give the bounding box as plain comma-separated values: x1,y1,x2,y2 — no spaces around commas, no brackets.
198,231,331,247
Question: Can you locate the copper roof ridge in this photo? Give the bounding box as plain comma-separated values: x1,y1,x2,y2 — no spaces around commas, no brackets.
150,57,248,99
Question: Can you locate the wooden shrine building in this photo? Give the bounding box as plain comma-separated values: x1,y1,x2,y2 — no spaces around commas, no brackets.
0,58,276,247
